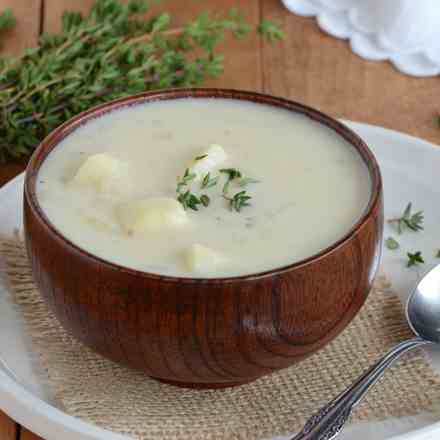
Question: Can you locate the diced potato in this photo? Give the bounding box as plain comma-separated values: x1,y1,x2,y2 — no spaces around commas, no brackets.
190,144,227,181
70,153,129,194
184,243,226,273
116,197,188,234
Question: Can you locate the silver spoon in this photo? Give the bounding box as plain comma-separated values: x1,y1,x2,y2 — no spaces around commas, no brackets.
291,264,440,440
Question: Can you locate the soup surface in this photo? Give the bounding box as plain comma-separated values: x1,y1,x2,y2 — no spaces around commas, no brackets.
36,98,371,277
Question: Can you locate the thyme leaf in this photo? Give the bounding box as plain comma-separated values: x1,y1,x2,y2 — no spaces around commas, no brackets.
224,190,251,212
200,172,219,189
385,237,399,250
238,176,260,187
407,251,425,268
200,194,210,207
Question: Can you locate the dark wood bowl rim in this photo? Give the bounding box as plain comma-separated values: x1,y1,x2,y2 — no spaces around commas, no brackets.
24,88,382,284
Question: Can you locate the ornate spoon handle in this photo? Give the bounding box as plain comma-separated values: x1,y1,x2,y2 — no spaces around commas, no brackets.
290,337,429,440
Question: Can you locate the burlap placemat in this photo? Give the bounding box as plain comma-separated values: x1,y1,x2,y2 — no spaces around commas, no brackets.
1,238,440,440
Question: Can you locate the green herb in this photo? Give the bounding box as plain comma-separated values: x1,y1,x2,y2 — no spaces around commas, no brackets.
238,176,260,187
0,8,15,35
201,172,219,189
220,168,242,179
219,168,241,180
224,190,252,212
220,168,242,193
257,19,285,42
177,190,201,211
176,168,196,193
200,194,210,207
385,237,399,250
0,0,283,162
388,202,424,234
437,115,440,129
436,249,440,258
195,154,207,161
407,251,425,268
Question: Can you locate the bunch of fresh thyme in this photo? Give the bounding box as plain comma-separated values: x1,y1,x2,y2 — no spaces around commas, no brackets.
0,0,283,162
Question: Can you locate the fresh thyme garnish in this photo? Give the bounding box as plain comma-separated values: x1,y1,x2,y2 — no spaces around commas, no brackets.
0,0,283,162
177,165,258,212
201,172,219,189
200,194,210,207
220,168,242,194
195,154,208,161
238,177,260,187
407,251,425,268
177,190,202,211
176,168,196,193
388,202,424,234
224,190,252,212
385,237,399,250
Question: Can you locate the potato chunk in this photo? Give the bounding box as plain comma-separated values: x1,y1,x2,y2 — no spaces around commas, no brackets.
116,197,188,234
184,243,226,273
190,144,227,181
71,153,129,194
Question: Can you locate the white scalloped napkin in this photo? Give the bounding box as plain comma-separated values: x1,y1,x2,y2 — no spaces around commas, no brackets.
281,0,440,77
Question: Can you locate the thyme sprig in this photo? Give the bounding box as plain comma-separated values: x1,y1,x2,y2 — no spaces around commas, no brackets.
177,190,202,211
0,0,282,162
257,19,285,42
219,168,259,193
388,202,424,234
219,168,242,194
0,9,15,44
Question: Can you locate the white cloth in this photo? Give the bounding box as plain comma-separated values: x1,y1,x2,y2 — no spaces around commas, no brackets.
281,0,440,77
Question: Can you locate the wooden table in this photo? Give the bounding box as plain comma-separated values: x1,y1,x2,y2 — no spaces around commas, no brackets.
0,0,438,438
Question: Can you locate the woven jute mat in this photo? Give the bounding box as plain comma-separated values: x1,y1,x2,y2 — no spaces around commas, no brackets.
1,238,440,440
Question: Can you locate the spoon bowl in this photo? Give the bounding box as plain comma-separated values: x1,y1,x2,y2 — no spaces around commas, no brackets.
407,264,440,344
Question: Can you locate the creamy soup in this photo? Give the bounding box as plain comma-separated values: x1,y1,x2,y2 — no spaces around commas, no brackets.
36,98,371,277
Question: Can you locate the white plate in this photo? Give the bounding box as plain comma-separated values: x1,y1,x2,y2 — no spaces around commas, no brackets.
0,121,439,440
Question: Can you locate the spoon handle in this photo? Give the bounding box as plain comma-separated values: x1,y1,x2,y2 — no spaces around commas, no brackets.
290,337,429,440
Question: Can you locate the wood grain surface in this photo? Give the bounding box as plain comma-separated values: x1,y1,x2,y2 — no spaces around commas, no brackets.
0,0,438,437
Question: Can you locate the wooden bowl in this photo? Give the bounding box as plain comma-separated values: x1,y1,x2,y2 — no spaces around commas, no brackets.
24,89,383,389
